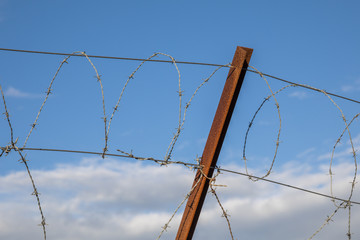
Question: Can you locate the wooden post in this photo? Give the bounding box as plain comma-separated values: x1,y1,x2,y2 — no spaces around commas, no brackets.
175,46,253,240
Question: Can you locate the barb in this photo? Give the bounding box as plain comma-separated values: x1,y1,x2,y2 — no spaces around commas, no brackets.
164,64,230,162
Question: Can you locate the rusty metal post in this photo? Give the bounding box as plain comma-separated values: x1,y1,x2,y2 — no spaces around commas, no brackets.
175,46,253,240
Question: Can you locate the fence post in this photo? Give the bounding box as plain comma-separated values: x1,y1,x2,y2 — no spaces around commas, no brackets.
175,46,253,240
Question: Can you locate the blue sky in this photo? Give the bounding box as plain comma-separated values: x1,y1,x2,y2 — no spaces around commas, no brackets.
0,1,360,239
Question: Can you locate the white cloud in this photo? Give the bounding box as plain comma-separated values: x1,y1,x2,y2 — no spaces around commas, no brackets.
175,140,190,151
288,91,308,100
0,157,359,240
4,86,42,98
296,147,316,158
341,79,360,92
317,134,360,162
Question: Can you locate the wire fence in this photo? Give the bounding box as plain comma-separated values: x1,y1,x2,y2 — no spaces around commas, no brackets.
0,48,359,239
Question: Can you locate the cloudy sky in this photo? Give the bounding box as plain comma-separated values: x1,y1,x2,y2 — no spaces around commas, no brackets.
0,1,360,239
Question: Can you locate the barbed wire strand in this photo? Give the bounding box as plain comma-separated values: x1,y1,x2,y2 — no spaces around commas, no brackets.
80,53,108,158
0,85,47,240
22,55,70,148
0,84,16,157
0,85,14,144
164,64,231,162
105,52,157,155
307,201,345,240
15,147,47,239
329,113,360,205
105,53,182,161
156,170,203,240
243,84,296,180
244,66,282,181
348,204,352,239
201,167,235,240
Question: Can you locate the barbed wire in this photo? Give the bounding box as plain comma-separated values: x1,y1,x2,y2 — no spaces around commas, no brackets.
1,48,359,239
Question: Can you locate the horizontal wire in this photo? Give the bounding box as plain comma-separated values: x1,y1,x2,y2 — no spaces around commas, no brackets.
0,47,228,67
215,167,360,205
1,47,360,105
247,69,360,104
1,146,359,205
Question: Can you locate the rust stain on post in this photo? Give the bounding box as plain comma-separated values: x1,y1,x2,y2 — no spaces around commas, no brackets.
175,46,253,240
